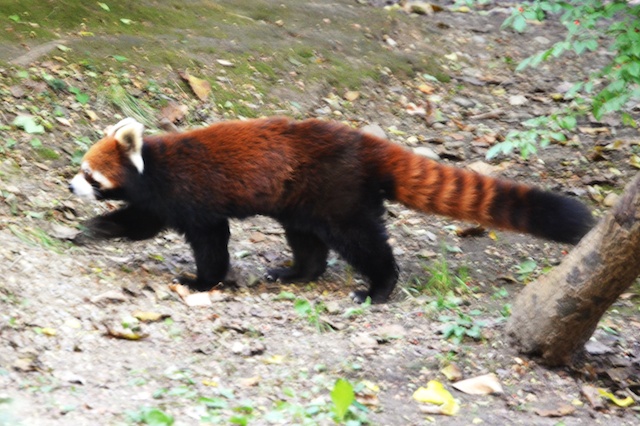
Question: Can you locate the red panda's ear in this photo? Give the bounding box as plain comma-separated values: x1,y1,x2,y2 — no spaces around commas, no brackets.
111,118,145,174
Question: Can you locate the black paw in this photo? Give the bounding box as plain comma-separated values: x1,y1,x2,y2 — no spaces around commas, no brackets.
349,290,386,304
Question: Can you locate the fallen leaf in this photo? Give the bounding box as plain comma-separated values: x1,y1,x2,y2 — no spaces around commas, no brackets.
180,71,211,101
597,388,634,408
90,290,128,305
132,311,167,322
413,380,460,416
263,354,285,364
41,327,57,336
441,364,463,382
418,83,434,94
579,126,610,135
160,102,188,123
535,404,576,417
216,59,234,67
49,223,81,240
452,373,503,395
581,384,604,409
13,115,45,134
169,283,191,298
106,327,148,340
55,117,72,127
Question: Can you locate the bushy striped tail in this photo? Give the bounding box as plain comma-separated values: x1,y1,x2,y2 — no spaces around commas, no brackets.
368,140,594,244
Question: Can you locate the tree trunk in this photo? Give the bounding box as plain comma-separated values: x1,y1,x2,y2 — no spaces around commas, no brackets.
506,172,640,366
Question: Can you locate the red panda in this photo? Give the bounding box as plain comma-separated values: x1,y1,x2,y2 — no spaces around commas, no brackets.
69,117,594,303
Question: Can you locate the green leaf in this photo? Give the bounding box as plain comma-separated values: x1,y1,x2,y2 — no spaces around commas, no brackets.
98,2,110,11
331,379,355,421
120,18,133,25
13,116,45,134
29,138,42,148
141,407,174,426
9,15,20,23
512,14,527,33
69,87,90,104
112,55,128,62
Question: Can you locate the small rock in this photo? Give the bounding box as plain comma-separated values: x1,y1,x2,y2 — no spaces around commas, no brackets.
585,339,615,355
603,192,619,207
10,85,25,98
533,36,551,45
374,324,407,342
453,97,476,108
90,290,128,305
325,301,341,315
384,35,397,48
351,333,378,349
404,1,434,15
361,123,387,139
344,91,360,101
413,146,440,160
509,95,529,106
231,341,246,355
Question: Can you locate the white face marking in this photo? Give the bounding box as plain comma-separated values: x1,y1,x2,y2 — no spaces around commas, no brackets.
69,162,115,200
91,170,114,189
69,173,96,200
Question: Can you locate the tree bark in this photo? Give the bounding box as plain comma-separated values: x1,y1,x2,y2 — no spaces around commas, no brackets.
506,172,640,366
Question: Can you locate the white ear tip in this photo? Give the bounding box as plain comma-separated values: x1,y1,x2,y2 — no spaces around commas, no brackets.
106,117,143,137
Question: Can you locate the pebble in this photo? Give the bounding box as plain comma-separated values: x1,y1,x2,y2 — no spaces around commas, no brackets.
413,146,440,160
453,97,476,108
361,123,387,139
509,94,529,106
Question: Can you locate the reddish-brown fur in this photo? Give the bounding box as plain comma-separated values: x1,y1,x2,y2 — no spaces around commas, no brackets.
73,117,594,302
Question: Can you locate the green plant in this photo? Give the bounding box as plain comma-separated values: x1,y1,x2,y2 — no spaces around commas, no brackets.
438,310,486,344
126,406,174,425
412,255,471,296
515,258,538,283
293,298,331,332
474,0,640,159
343,297,371,318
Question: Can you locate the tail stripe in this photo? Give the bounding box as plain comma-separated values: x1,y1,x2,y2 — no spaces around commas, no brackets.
362,134,593,244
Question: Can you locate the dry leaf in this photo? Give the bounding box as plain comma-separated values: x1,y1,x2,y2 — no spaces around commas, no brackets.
49,223,81,240
418,83,434,94
132,311,167,322
452,373,503,395
581,385,604,409
441,364,463,382
55,117,72,127
216,59,234,67
169,283,191,298
413,380,460,416
160,102,188,123
180,71,211,101
535,404,576,417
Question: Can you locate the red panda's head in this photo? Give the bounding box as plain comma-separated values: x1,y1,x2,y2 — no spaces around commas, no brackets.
69,118,145,200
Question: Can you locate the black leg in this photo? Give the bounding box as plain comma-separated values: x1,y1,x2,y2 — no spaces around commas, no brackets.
326,215,398,304
84,206,165,240
184,220,231,292
266,228,329,283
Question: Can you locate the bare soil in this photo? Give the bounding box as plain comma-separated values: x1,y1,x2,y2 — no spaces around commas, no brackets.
1,1,639,425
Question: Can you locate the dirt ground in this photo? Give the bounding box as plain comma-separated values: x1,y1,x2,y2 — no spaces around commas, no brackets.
1,1,639,425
